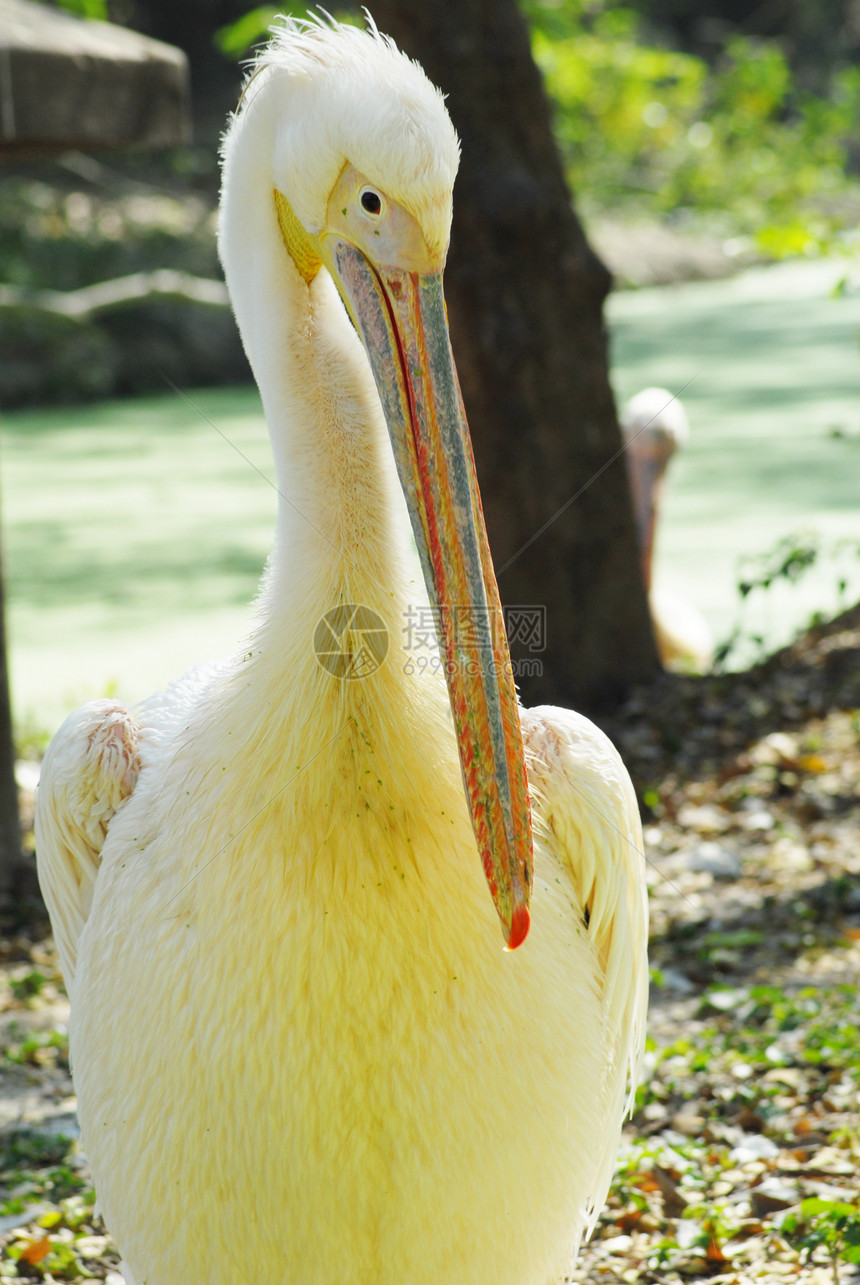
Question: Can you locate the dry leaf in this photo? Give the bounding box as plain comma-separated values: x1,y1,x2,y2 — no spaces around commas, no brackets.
20,1236,51,1265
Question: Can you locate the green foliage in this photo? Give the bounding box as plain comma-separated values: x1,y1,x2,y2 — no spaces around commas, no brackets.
533,10,706,209
639,983,860,1139
214,7,361,59
0,1130,72,1174
525,2,860,250
211,0,860,246
716,529,860,667
3,1193,104,1279
9,970,47,1002
695,983,860,1078
214,6,285,58
783,1197,860,1277
52,0,108,19
735,530,822,601
0,179,219,293
4,1027,70,1070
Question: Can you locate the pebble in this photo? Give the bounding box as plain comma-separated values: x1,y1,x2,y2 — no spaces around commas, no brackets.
686,841,742,879
670,1112,705,1137
766,838,813,873
0,1203,55,1236
601,1234,633,1254
750,1177,799,1215
74,1235,110,1258
674,1219,702,1249
730,1134,780,1164
657,966,696,993
750,732,798,765
742,809,776,832
677,803,727,833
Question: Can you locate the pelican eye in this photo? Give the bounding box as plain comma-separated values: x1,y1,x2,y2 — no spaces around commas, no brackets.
360,187,383,216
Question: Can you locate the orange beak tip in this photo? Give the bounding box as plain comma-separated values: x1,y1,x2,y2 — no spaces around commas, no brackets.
504,902,531,952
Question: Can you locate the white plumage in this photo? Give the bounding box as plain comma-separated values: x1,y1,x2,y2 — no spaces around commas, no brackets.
621,386,714,672
36,19,648,1285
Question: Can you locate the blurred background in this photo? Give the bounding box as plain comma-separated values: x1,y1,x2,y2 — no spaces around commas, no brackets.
1,7,858,1277
2,0,860,743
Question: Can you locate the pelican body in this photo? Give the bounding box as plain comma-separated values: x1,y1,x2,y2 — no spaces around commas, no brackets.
36,20,647,1285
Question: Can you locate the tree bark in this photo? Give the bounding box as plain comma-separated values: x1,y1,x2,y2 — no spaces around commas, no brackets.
371,0,659,711
0,527,21,900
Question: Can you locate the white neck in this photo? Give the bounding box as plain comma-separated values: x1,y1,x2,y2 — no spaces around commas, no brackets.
185,72,473,909
219,90,420,642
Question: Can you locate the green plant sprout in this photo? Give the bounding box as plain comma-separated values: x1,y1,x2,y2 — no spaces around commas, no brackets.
715,529,860,668
783,1197,860,1284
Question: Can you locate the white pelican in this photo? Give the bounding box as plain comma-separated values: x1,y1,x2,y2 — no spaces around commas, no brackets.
36,18,647,1285
621,386,714,671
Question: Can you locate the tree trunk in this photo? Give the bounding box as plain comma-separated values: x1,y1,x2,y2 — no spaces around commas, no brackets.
0,527,21,900
371,0,659,711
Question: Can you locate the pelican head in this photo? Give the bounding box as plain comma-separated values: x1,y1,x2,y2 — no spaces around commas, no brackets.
220,17,532,949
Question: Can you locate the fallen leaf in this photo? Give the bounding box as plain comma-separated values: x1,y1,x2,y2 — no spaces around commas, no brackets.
20,1235,51,1265
652,1164,688,1216
706,1235,729,1263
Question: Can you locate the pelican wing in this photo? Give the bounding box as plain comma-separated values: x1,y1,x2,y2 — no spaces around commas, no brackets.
521,704,649,1112
35,700,141,990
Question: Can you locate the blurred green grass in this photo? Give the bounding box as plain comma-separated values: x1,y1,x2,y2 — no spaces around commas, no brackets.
4,256,860,738
4,387,277,736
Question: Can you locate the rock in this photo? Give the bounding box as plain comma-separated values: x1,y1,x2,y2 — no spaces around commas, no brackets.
677,803,728,833
750,732,799,766
601,1234,634,1254
658,967,696,993
74,1235,110,1258
766,838,813,873
0,1203,55,1235
0,283,249,407
686,842,742,879
751,1177,799,1215
730,1133,780,1164
742,809,776,832
671,1111,705,1137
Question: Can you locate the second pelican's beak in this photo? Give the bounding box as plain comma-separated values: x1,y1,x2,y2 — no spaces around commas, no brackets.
330,241,533,950
624,445,669,593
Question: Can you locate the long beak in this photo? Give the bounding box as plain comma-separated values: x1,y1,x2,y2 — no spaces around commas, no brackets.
331,241,532,950
624,448,666,593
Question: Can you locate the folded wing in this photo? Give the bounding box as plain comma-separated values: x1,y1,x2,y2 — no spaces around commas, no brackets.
521,704,649,1118
35,700,141,992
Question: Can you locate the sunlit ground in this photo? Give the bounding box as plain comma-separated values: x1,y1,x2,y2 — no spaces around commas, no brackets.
5,255,860,737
